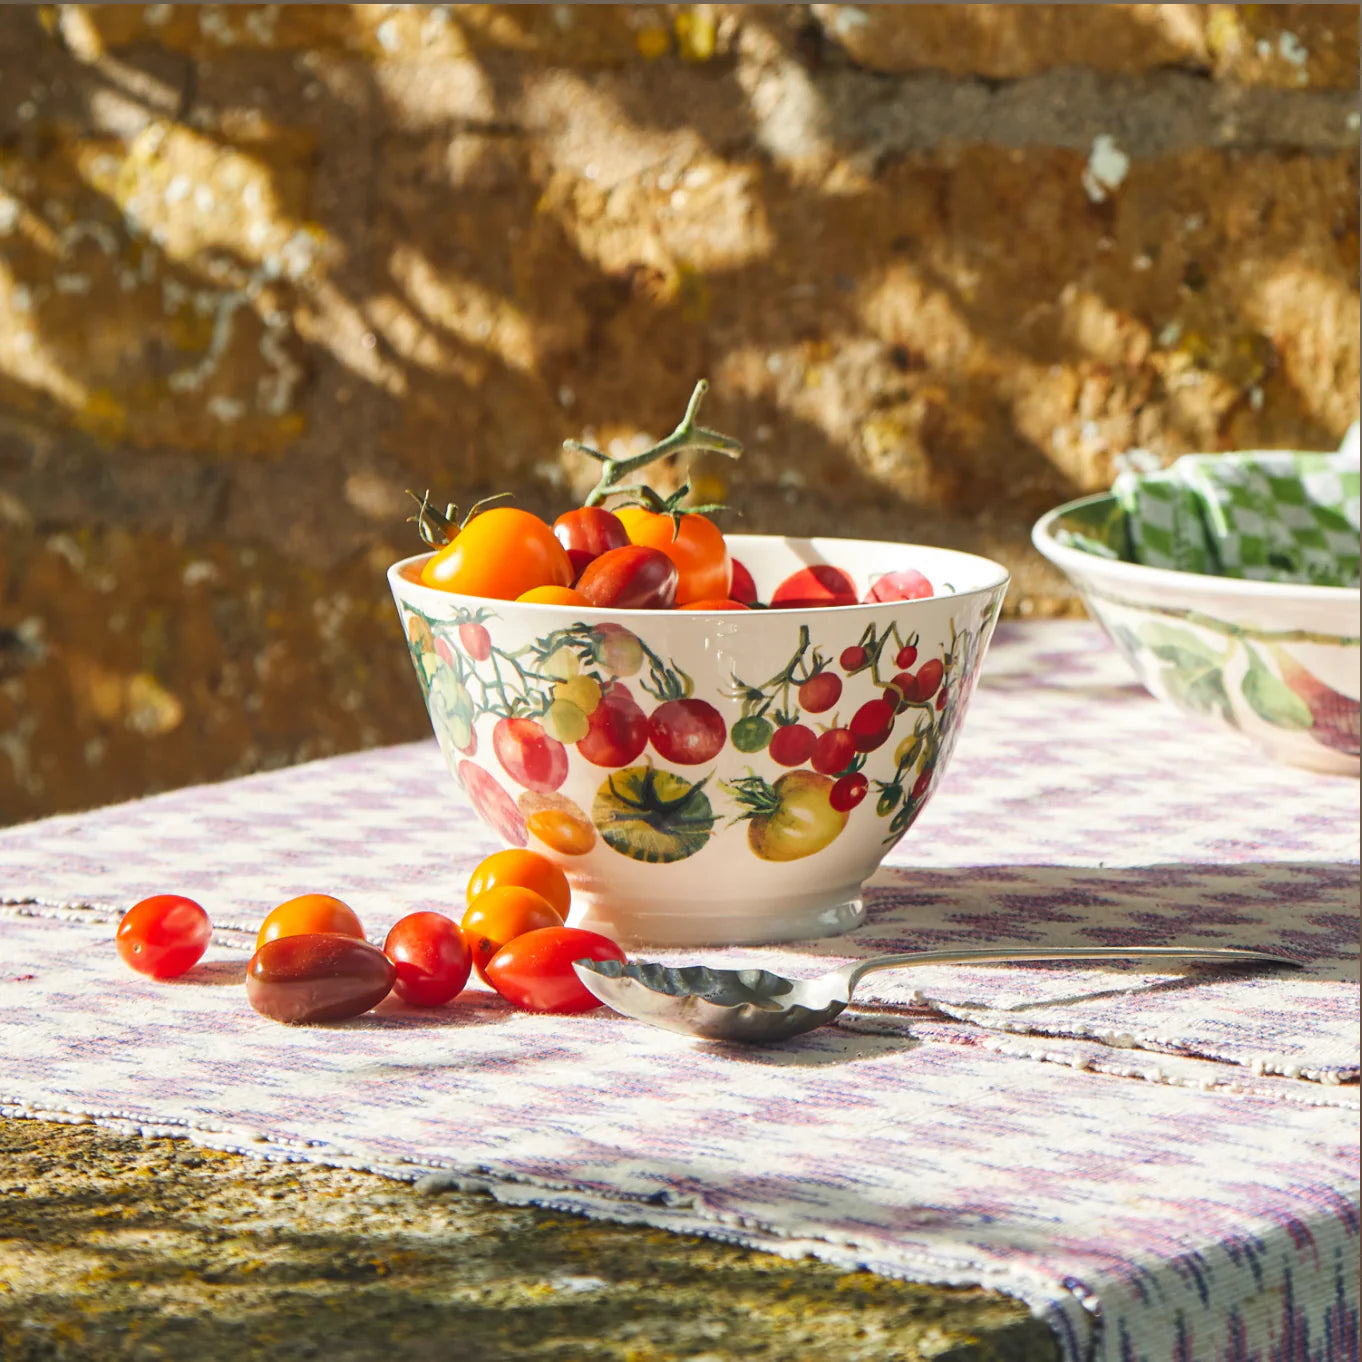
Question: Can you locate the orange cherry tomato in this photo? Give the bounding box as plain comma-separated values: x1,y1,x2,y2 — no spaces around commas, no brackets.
466,848,572,919
516,585,591,606
420,508,573,600
613,508,731,606
679,598,749,611
256,894,365,952
461,885,564,982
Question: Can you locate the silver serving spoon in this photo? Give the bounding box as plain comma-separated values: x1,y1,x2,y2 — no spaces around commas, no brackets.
573,946,1300,1044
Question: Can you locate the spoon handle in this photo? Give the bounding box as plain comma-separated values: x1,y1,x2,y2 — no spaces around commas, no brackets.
845,945,1299,994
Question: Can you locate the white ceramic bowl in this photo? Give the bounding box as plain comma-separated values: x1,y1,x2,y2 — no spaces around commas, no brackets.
1034,494,1360,776
390,534,1008,946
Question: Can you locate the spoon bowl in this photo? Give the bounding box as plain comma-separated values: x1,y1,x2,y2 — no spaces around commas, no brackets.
574,946,1300,1044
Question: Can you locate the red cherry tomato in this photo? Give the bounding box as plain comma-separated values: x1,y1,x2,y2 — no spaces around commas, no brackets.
840,645,868,671
553,507,630,578
729,557,758,605
493,716,568,793
457,761,528,845
768,723,816,766
648,698,727,765
576,545,678,609
577,681,649,766
256,894,365,953
678,598,749,611
420,508,574,600
895,644,918,669
383,912,472,1007
810,727,856,775
484,926,626,1014
798,672,842,713
850,699,895,752
770,565,857,609
829,772,869,813
459,621,492,661
462,885,564,983
613,508,731,605
116,895,212,979
863,569,933,603
466,848,572,919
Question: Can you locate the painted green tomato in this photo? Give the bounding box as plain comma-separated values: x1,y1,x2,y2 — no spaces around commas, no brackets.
730,714,774,753
593,766,715,864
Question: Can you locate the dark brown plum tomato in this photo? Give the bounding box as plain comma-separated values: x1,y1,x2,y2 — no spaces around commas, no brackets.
863,569,933,603
769,565,857,609
798,672,842,713
768,723,816,767
116,895,212,979
484,926,626,1014
648,698,727,765
810,727,856,776
553,507,630,578
575,545,678,610
829,772,869,812
383,912,472,1007
577,682,649,767
729,558,759,605
246,933,396,1025
849,698,895,752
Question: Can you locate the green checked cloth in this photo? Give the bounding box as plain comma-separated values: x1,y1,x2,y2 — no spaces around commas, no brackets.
1103,434,1360,587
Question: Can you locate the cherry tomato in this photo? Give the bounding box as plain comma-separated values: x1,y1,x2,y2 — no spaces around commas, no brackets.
768,723,816,766
459,621,492,661
458,760,528,845
420,508,574,600
648,698,727,765
863,569,933,603
461,885,564,982
467,848,572,919
840,645,868,671
614,508,731,605
116,894,212,979
829,772,869,812
729,557,758,605
577,681,649,766
483,926,626,1014
810,727,856,775
576,545,678,609
256,894,365,953
896,643,919,669
849,699,895,752
493,716,568,793
383,912,472,1007
678,598,749,611
798,672,842,713
770,565,857,609
247,933,395,1025
517,585,591,606
553,507,630,578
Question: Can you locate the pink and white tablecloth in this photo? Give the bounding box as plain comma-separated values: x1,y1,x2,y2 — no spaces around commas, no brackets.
2,622,1357,1361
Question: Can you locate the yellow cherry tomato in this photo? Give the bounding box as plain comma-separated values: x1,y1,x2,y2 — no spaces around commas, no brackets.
420,508,574,600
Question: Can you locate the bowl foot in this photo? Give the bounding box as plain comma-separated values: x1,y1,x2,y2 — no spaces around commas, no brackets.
571,885,866,948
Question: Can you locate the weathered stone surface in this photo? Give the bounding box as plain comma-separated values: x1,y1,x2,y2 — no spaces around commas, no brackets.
0,1114,1059,1361
812,4,1360,89
0,4,1357,823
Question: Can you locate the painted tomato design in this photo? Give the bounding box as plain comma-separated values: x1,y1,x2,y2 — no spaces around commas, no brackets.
738,771,849,862
590,623,644,678
459,621,492,662
830,772,869,812
731,715,774,753
593,766,715,864
493,717,568,793
810,727,856,775
577,682,649,768
457,761,528,846
648,698,727,766
839,645,868,672
798,672,842,713
768,723,816,767
911,658,945,702
849,698,896,752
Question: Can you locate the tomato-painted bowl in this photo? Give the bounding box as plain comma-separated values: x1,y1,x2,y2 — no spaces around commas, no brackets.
389,534,1009,947
1033,494,1361,776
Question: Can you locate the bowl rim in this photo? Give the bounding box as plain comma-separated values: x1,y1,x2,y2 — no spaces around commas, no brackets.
389,531,1011,616
1033,492,1361,604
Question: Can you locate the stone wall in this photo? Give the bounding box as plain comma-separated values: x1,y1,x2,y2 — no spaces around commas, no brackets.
1,3,1357,825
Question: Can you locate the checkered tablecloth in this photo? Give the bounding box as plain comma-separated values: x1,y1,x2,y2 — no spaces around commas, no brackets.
2,622,1357,1362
